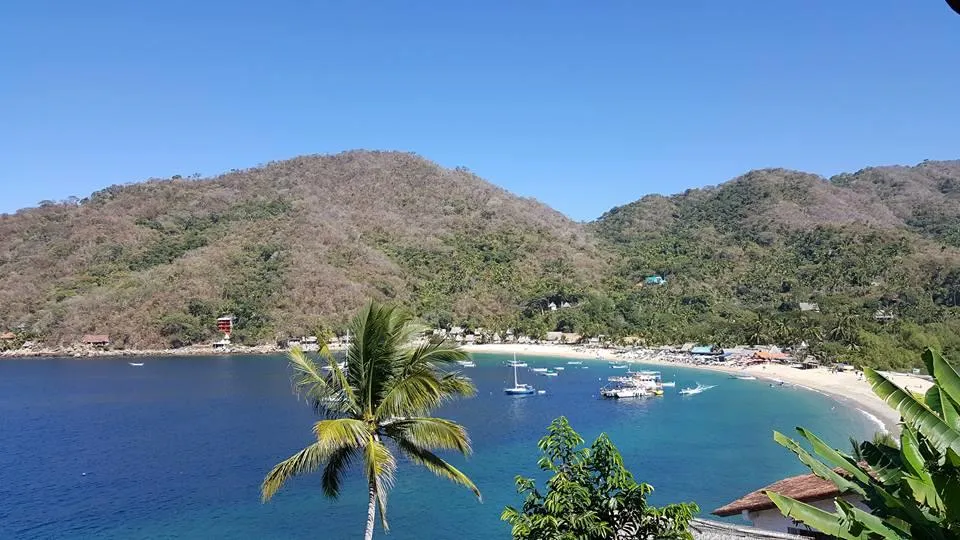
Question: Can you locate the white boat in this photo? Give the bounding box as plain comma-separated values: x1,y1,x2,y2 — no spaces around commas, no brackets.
543,371,559,377
601,371,663,398
322,361,347,372
661,381,676,387
554,367,565,371
530,367,549,373
507,355,528,368
128,362,144,367
322,330,349,372
504,360,537,395
679,383,715,395
736,375,757,381
567,361,583,365
611,364,628,369
457,360,476,368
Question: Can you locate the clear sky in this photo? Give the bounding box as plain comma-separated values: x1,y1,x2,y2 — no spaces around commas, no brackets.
2,1,959,221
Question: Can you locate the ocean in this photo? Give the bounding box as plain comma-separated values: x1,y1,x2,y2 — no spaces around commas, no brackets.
0,353,877,539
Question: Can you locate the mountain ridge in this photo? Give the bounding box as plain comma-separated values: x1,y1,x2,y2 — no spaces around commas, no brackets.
3,151,960,368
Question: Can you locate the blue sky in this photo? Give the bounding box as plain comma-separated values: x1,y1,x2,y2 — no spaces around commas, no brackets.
2,1,959,221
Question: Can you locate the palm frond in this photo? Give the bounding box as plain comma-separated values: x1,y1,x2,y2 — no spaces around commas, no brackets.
261,442,336,501
384,417,472,454
289,347,334,408
395,438,481,501
321,446,358,499
313,418,370,451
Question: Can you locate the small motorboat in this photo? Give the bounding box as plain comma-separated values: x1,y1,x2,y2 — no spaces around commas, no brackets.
530,368,549,373
457,360,476,368
736,375,757,381
567,361,583,365
610,364,628,369
128,362,144,367
543,371,559,377
661,381,676,387
554,367,565,371
679,383,715,395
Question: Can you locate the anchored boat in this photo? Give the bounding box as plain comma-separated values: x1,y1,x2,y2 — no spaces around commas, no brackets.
504,356,536,395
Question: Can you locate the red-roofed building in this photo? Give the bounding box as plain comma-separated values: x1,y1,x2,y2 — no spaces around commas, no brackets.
713,470,868,538
81,334,110,348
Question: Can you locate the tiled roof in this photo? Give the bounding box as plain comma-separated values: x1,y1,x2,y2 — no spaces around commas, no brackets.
712,471,842,517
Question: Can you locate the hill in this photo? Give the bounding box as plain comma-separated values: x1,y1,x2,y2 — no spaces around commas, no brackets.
0,151,602,348
4,153,960,369
591,161,960,369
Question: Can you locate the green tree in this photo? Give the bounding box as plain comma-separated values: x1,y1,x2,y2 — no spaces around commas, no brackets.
501,417,698,539
768,348,960,539
261,302,481,540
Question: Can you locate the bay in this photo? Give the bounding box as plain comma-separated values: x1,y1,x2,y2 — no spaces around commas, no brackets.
0,353,876,539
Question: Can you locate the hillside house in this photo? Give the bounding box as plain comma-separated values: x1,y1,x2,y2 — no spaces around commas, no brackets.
874,309,895,322
644,275,667,286
561,301,572,308
548,302,558,311
713,470,868,537
0,332,16,341
492,333,502,344
449,326,464,336
798,303,820,313
691,345,721,356
81,334,110,349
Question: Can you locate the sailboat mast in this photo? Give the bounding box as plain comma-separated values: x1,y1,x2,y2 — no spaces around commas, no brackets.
513,353,519,386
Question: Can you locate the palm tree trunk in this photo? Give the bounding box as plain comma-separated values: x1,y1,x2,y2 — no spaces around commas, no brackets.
364,478,377,540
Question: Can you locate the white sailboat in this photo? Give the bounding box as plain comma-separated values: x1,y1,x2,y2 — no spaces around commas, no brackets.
504,356,536,395
507,352,527,368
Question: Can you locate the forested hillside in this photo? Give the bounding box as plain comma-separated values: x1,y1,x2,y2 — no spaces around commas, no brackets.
0,151,602,348
589,161,960,369
3,152,960,369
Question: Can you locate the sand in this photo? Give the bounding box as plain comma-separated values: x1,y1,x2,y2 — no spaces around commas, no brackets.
462,343,934,433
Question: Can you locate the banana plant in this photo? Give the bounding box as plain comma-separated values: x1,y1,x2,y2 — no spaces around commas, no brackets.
768,349,960,539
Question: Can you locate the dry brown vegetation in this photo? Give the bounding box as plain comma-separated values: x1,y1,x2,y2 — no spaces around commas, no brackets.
0,151,603,347
3,152,960,369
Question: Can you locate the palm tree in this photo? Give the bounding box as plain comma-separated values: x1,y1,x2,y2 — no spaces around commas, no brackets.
261,302,481,540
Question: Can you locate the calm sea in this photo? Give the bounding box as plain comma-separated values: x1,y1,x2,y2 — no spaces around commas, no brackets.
0,353,876,539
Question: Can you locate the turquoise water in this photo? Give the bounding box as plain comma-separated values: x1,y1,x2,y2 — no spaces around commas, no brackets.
0,353,876,539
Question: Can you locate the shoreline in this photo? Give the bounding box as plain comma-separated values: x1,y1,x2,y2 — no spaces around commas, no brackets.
463,343,931,433
3,341,928,433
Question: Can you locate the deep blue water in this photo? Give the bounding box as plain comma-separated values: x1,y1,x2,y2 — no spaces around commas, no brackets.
0,353,876,539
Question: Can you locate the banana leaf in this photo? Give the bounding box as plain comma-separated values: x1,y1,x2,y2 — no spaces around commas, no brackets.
835,498,911,539
766,492,869,540
796,427,873,485
774,431,863,496
859,441,903,487
865,368,960,456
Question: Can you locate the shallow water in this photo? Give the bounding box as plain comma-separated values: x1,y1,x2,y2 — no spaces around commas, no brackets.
0,353,875,539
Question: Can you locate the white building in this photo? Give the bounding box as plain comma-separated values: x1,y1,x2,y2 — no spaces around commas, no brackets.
713,470,868,537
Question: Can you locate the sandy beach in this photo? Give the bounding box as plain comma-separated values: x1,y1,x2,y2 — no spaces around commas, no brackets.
463,343,933,433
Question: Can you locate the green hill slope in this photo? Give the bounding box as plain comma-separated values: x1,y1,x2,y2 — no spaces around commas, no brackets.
591,161,960,369
3,153,960,369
